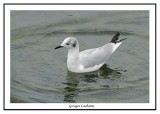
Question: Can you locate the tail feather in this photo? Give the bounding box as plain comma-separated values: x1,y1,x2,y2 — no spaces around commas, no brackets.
117,38,127,43
110,32,120,43
110,32,127,44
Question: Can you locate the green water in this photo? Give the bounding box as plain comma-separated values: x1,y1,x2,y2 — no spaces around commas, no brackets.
11,11,149,103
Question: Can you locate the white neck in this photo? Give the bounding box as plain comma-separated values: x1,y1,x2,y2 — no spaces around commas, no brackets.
68,46,79,61
67,45,79,70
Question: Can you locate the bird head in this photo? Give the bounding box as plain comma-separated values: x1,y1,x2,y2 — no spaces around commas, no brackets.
55,37,78,50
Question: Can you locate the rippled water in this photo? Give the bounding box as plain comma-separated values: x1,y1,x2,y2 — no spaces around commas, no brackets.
11,11,149,103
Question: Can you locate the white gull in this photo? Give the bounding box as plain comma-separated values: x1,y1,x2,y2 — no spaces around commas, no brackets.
55,32,127,73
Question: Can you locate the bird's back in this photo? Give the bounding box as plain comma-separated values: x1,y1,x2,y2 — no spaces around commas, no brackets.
79,42,121,69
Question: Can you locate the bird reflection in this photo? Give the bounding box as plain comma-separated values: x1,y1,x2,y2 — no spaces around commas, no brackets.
63,71,80,102
63,64,126,103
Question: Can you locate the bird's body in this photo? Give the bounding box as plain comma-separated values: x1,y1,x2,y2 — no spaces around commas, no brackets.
55,32,126,73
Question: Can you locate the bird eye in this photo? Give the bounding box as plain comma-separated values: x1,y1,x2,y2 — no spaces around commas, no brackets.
66,43,69,45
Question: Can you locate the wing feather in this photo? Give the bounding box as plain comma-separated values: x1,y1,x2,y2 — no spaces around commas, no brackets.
79,42,121,68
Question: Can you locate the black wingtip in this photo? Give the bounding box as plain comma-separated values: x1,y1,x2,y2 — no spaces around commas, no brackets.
110,32,120,43
118,38,127,42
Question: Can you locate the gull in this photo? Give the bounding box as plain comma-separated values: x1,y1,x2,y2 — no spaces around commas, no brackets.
55,32,127,73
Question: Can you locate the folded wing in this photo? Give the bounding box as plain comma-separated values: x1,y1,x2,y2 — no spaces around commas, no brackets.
79,42,121,69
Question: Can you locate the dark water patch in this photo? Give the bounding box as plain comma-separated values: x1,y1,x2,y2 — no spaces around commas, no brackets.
44,30,135,37
28,97,49,103
11,96,29,103
11,11,149,103
11,40,39,50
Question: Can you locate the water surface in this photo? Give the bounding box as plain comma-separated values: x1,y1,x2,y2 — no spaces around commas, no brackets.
11,11,149,103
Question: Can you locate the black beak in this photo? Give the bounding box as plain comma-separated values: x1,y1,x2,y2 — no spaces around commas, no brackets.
55,46,63,50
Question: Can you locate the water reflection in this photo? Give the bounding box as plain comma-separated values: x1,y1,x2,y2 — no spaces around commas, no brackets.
63,72,80,102
63,65,126,103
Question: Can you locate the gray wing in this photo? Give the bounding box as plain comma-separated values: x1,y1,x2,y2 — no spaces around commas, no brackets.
79,42,121,68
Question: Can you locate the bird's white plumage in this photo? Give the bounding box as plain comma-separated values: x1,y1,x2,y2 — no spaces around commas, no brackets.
79,42,121,69
56,36,123,73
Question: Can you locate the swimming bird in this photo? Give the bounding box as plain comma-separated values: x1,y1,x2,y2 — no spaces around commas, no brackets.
55,32,127,73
